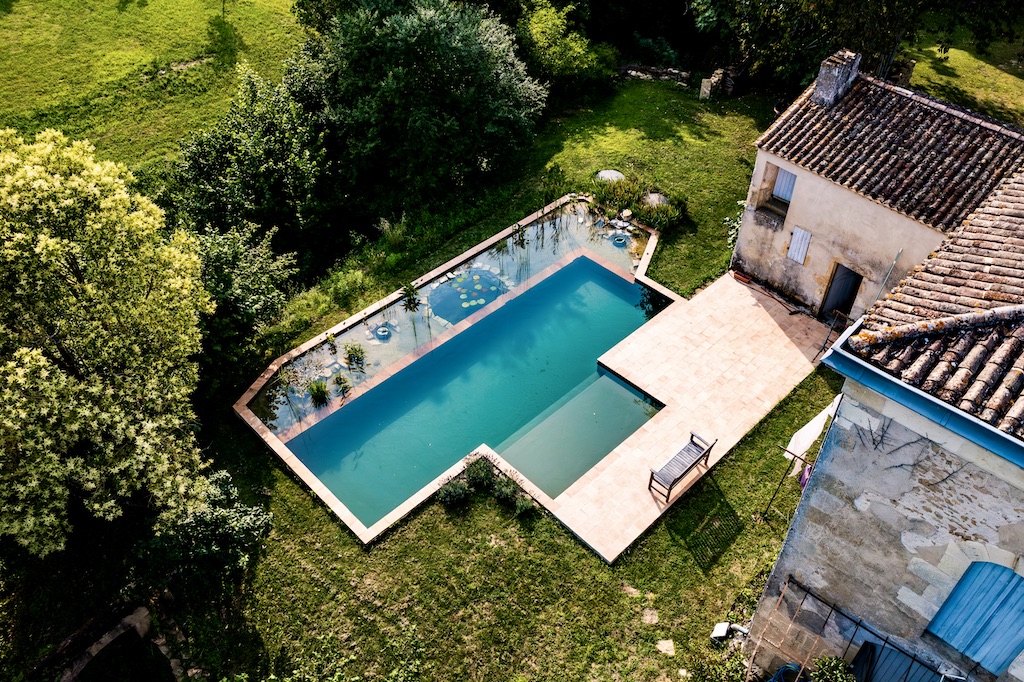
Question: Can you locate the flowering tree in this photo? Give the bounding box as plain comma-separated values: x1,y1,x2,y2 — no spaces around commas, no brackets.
0,130,213,556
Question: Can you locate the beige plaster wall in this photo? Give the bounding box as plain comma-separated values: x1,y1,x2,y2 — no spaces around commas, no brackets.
731,152,945,318
748,380,1024,681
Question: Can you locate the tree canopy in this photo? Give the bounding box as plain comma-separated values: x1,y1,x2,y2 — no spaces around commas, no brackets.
175,0,546,268
319,0,547,209
518,0,616,94
172,66,335,257
0,130,213,556
195,223,297,377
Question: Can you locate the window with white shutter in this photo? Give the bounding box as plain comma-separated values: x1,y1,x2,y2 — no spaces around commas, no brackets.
787,227,811,264
772,168,797,203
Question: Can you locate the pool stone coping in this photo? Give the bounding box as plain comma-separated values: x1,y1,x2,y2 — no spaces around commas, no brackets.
234,194,676,546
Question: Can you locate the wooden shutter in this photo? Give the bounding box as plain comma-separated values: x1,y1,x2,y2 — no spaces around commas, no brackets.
928,561,1024,675
787,227,811,264
772,168,797,202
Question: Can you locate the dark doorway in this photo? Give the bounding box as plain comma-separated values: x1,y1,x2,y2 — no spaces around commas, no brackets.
820,263,863,320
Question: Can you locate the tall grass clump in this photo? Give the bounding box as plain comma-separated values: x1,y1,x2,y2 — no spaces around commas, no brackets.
591,175,687,232
465,457,495,492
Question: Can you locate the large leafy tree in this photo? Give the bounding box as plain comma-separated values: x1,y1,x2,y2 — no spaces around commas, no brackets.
195,223,297,378
172,66,336,258
0,130,213,556
518,0,616,95
175,0,546,264
318,0,548,213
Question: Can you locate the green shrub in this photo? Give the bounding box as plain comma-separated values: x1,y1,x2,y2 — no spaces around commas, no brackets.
437,479,470,508
324,266,372,307
514,495,535,516
591,175,645,212
541,163,574,204
383,252,404,272
263,287,333,345
517,0,616,94
812,656,855,682
308,380,330,408
493,476,521,507
465,457,495,491
380,215,408,251
142,470,272,596
635,201,685,233
590,169,688,233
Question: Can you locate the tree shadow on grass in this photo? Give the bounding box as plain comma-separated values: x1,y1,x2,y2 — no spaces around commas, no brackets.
207,15,246,73
916,78,1024,128
0,507,151,681
0,0,17,14
913,45,960,79
116,0,148,12
663,477,745,573
532,82,776,167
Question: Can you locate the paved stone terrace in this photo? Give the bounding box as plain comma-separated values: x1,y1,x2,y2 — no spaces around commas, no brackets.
547,274,827,562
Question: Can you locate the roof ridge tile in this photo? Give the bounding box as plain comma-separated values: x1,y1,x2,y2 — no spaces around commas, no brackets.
849,305,1024,350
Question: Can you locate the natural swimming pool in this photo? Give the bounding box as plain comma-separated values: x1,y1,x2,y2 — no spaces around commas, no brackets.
285,257,664,527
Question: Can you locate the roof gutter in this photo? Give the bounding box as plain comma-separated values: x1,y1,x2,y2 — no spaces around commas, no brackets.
821,319,1024,469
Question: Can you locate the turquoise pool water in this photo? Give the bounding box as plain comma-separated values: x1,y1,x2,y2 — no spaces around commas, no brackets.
286,257,663,526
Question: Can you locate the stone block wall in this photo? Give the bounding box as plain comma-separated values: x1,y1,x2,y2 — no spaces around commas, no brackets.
748,380,1024,681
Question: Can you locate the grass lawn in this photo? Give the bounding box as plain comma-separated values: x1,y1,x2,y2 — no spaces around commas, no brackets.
0,0,303,165
535,86,773,296
906,27,1024,128
180,368,843,680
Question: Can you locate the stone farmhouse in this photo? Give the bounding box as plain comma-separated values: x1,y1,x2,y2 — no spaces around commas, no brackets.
732,50,1024,323
740,53,1024,681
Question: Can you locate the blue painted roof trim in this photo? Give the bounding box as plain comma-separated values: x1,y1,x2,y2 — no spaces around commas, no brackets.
821,320,1024,469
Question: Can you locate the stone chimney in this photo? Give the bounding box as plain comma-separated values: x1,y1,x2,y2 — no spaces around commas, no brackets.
811,50,861,107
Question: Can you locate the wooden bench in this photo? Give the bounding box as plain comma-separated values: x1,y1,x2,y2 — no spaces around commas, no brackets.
648,432,717,503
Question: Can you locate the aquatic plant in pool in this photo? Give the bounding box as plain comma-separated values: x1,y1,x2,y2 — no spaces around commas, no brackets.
428,268,508,324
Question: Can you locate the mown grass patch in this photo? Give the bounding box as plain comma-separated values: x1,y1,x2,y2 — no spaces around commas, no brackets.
178,367,842,680
0,0,302,164
907,27,1024,128
532,83,774,295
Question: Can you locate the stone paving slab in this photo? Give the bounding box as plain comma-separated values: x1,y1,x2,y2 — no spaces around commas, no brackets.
550,273,826,562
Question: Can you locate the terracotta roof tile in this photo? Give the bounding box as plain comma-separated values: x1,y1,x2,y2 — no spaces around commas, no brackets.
758,77,1024,233
846,171,1024,440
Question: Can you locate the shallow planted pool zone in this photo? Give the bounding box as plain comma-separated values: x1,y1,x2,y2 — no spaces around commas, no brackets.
242,199,669,534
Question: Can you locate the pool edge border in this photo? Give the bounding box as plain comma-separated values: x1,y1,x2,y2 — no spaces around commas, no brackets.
233,194,673,547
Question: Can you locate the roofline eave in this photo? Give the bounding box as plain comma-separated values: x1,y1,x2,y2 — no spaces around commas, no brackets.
821,319,1024,469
